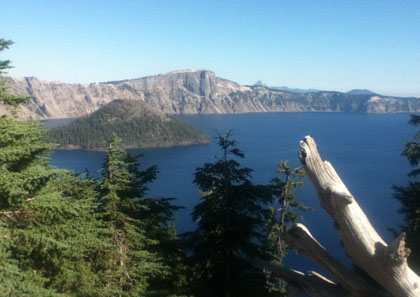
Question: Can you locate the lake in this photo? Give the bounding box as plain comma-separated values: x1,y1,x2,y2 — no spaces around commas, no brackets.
49,112,416,272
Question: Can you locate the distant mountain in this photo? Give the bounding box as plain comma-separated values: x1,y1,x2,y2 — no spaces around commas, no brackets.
346,89,377,95
3,70,420,120
47,99,210,150
270,86,322,93
253,81,322,93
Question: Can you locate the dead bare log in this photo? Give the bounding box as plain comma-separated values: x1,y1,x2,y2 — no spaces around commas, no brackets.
254,259,347,297
282,224,389,297
294,135,420,297
258,136,420,296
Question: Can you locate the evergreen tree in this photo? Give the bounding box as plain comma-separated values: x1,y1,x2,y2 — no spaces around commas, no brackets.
97,133,187,296
185,131,274,297
0,99,114,297
0,38,110,297
122,154,188,297
394,114,420,273
96,133,160,296
0,39,29,108
0,220,65,297
265,161,310,295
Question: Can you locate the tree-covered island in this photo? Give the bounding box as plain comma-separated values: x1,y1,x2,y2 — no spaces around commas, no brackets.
47,99,210,150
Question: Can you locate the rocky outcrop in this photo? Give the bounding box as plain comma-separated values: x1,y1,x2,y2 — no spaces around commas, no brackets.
2,70,419,119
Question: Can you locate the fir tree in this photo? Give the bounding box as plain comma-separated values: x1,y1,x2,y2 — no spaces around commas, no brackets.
0,220,66,297
122,154,188,297
185,131,274,297
265,161,310,295
0,38,110,297
96,133,159,296
0,39,29,109
97,133,187,296
0,103,113,297
394,114,420,273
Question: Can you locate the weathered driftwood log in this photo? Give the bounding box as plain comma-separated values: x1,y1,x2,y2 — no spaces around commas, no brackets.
254,259,347,297
282,224,389,297
293,135,420,297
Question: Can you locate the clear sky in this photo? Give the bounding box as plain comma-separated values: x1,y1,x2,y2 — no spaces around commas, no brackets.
1,0,419,97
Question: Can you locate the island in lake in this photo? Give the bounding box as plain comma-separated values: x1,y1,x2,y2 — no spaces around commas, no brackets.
47,99,210,150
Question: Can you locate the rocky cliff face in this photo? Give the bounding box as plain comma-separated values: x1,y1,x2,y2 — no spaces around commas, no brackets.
2,70,419,119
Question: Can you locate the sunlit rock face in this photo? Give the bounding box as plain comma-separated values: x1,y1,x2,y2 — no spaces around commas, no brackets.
2,70,420,119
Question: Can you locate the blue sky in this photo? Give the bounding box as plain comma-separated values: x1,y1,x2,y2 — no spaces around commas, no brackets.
1,0,419,96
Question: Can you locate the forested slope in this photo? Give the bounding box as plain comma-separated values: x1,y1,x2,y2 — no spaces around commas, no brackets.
47,99,210,150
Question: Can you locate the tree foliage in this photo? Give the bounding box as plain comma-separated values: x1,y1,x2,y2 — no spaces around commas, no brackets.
0,55,109,296
96,133,160,296
265,161,310,294
96,133,187,296
394,114,420,273
185,131,275,297
0,39,29,109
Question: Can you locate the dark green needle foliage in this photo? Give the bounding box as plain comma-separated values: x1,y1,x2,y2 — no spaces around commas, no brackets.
265,161,310,295
0,39,30,109
97,133,187,296
96,133,161,296
0,113,110,296
394,114,420,273
0,39,112,297
0,220,66,297
0,94,112,297
268,161,308,262
185,131,274,297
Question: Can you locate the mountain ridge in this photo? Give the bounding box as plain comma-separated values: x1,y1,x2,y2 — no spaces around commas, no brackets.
253,80,323,93
2,70,419,119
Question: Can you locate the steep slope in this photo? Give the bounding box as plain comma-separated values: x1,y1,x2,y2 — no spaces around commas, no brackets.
2,70,420,119
47,99,210,150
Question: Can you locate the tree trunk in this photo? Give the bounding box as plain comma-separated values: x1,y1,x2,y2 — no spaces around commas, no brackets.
260,136,420,297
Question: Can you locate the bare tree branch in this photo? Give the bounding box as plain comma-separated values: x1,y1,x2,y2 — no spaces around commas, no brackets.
298,135,420,297
281,224,389,297
255,259,348,297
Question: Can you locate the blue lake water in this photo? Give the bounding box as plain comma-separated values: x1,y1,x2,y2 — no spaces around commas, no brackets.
49,112,416,273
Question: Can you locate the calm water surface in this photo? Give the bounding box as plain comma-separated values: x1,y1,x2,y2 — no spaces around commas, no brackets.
50,112,416,272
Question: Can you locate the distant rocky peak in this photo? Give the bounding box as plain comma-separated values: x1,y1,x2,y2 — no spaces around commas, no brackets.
253,80,265,87
346,89,377,95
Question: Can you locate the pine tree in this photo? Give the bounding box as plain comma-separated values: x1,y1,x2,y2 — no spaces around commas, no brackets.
96,133,189,296
394,114,420,273
0,220,66,297
96,133,158,296
122,153,188,297
0,38,111,297
185,131,274,297
0,101,114,297
0,39,29,109
265,161,310,295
